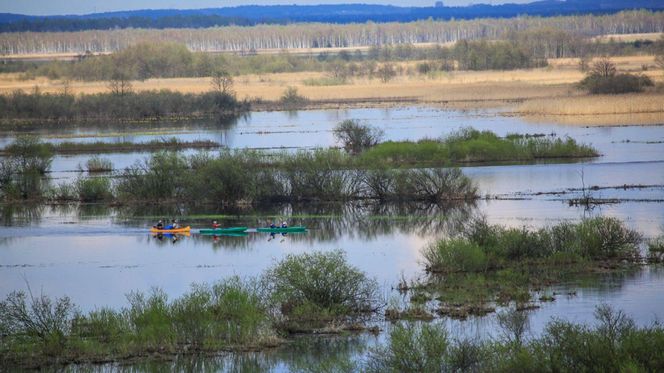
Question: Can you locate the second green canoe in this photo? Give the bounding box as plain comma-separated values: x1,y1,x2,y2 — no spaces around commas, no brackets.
199,227,248,234
256,226,307,233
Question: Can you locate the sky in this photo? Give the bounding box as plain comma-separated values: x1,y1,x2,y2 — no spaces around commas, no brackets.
0,0,534,16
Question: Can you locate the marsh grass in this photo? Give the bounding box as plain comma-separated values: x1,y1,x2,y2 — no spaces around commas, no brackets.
54,138,221,154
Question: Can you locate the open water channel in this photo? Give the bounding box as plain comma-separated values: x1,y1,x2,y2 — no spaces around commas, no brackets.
1,107,663,370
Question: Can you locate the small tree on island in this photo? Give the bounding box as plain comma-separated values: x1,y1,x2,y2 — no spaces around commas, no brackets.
333,119,384,154
210,70,234,96
107,69,133,96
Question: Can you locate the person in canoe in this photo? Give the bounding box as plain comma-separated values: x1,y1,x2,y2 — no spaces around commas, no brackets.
165,219,179,230
155,220,164,230
212,220,220,229
281,221,288,228
270,221,277,229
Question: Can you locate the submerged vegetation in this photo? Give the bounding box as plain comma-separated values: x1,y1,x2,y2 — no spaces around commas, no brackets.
0,251,380,368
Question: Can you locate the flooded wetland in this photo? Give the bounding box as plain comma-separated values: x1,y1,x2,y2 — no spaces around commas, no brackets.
1,106,664,370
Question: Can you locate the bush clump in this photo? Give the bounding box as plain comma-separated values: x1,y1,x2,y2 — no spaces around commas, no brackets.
578,58,654,94
263,250,379,320
579,73,654,94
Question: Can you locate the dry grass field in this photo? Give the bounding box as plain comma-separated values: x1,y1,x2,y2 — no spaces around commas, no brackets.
0,55,662,125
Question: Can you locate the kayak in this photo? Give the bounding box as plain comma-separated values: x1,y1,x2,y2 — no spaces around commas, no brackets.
199,227,248,234
151,231,191,237
150,226,191,233
256,226,307,233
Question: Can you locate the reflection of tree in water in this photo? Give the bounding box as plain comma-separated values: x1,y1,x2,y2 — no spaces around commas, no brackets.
121,334,371,372
2,201,476,250
0,203,45,226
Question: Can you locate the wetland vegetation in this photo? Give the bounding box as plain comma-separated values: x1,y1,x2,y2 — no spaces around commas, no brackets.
0,251,379,369
368,306,664,372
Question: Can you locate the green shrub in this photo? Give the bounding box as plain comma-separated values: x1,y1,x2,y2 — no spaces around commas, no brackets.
279,86,308,107
366,323,451,372
263,250,379,319
76,177,113,202
423,239,487,273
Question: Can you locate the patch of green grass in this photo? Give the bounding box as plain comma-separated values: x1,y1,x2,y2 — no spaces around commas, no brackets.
359,128,598,166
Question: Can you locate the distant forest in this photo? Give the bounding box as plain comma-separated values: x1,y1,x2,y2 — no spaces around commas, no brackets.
1,1,664,33
1,11,662,55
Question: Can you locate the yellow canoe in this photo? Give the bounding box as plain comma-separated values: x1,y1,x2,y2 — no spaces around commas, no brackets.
150,226,191,233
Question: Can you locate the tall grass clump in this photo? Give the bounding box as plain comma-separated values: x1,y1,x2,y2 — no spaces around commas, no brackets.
85,156,113,173
262,250,379,321
423,216,641,273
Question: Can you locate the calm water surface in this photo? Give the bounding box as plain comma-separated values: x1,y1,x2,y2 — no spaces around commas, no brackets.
1,107,663,371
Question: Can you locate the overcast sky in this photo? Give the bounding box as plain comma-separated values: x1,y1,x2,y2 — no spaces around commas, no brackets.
0,0,534,16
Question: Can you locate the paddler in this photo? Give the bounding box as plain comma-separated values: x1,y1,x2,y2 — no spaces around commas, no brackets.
212,220,220,229
155,220,164,229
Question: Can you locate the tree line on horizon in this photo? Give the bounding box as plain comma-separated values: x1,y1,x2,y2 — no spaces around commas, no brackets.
0,10,662,55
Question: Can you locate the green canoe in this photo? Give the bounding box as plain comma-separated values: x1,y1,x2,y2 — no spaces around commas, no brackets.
256,226,307,233
199,227,248,234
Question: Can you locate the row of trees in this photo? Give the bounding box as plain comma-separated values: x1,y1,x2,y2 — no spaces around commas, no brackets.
1,10,662,55
13,39,558,82
7,31,663,82
0,76,247,122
